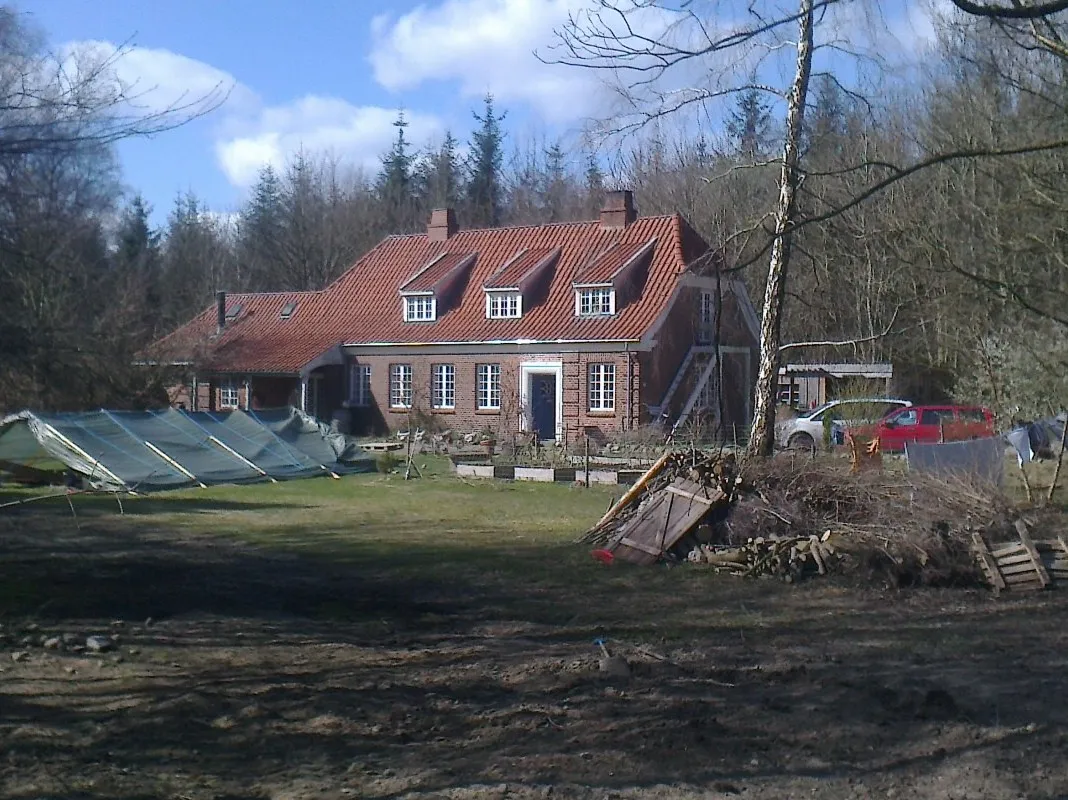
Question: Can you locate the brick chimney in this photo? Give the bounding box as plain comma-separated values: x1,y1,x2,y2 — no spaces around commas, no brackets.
600,189,637,230
428,208,458,242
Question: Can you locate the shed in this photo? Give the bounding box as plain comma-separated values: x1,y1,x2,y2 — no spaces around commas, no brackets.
777,363,894,410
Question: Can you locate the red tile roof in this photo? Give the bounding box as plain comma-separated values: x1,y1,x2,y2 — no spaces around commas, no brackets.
573,239,655,285
153,213,713,375
400,251,476,292
483,247,560,290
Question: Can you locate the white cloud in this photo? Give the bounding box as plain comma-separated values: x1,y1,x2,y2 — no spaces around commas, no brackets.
368,0,606,124
61,40,254,115
216,99,444,187
62,40,446,191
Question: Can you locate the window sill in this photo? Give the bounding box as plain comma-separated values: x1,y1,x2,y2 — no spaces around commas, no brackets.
432,408,456,414
475,408,502,414
586,410,616,417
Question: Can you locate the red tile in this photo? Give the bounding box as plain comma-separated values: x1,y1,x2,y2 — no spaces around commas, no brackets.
154,214,712,375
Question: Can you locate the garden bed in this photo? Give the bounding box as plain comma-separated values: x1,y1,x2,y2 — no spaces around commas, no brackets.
449,455,641,485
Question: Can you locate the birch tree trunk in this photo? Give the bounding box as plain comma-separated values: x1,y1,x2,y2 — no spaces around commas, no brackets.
745,0,815,459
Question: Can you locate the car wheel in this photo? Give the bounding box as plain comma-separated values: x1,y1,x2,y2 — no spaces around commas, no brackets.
787,432,816,450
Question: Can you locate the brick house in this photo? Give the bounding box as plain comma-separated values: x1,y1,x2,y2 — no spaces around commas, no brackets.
152,191,760,445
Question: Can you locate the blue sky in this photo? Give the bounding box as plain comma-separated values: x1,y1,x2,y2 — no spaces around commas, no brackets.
24,0,936,225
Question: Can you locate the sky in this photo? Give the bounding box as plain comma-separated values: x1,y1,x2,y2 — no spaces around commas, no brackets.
23,0,939,225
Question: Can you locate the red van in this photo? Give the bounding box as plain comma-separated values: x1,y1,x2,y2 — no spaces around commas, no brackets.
875,405,995,452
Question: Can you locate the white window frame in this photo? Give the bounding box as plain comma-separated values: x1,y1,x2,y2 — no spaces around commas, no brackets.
389,363,412,408
477,364,501,410
349,364,371,407
575,287,615,317
701,291,715,326
432,364,455,409
485,291,522,319
219,378,240,410
403,294,436,322
588,363,616,412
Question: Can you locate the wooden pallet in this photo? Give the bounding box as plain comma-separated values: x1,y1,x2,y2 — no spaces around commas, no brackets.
974,521,1067,593
361,441,405,452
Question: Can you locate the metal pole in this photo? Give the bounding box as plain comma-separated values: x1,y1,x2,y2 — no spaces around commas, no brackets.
584,433,590,488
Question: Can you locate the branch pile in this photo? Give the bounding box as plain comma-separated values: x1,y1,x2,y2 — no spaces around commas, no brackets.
583,451,1016,587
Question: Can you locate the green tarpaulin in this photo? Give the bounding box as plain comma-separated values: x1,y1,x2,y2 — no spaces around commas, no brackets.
0,407,374,492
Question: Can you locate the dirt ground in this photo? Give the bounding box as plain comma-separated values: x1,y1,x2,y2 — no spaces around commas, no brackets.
3,499,1068,800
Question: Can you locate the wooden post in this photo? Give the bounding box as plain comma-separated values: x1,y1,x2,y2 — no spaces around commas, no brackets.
1047,414,1068,506
1019,462,1034,505
584,433,590,488
597,450,672,527
939,423,945,444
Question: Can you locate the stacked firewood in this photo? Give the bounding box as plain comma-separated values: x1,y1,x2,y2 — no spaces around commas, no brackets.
687,531,840,580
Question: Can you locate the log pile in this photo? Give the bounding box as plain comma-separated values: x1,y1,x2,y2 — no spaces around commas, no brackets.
582,450,1026,588
687,531,840,582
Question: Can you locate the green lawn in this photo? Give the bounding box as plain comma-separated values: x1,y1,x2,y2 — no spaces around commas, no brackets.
0,457,794,639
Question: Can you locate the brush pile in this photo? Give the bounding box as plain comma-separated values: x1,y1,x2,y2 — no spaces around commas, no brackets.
583,451,1017,587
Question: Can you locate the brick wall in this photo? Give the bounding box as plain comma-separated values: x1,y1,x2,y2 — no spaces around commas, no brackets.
168,380,214,411
346,352,640,443
640,285,703,415
251,377,299,409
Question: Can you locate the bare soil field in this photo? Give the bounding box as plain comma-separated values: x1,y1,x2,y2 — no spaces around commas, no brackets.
2,470,1068,799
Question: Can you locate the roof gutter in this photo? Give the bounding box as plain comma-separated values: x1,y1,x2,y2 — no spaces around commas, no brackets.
343,337,643,348
132,360,195,367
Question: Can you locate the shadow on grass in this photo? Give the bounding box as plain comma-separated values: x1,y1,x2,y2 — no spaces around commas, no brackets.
3,501,1068,798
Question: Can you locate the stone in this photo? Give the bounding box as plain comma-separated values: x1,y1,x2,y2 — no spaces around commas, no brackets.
43,637,61,650
11,651,29,663
61,633,79,645
85,635,114,653
144,617,154,627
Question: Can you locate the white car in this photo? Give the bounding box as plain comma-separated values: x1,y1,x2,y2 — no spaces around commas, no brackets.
775,398,913,450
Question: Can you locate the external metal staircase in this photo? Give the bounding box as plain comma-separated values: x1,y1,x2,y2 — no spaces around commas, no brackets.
650,345,721,435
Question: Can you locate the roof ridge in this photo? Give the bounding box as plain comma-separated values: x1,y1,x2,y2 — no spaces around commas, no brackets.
380,213,681,241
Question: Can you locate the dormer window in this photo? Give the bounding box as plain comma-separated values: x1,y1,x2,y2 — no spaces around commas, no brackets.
572,238,655,318
486,291,522,319
482,247,560,319
576,287,615,317
403,294,436,322
399,251,476,323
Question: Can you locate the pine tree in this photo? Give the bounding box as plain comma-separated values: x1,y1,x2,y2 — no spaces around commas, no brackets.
583,154,605,218
377,111,417,231
725,85,773,161
240,165,284,289
114,195,163,336
543,141,569,222
466,94,507,227
420,131,464,210
809,74,845,143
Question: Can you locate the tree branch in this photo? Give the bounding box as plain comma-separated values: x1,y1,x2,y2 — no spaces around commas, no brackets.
948,0,1068,19
778,303,904,352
